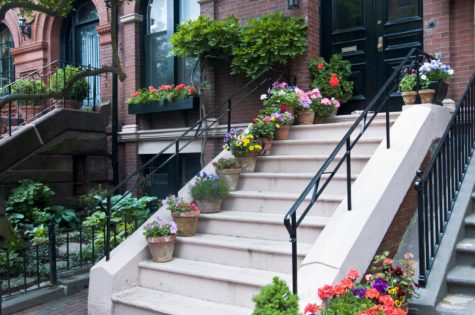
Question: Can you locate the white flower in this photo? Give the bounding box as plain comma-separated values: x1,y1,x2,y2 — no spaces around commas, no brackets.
260,94,267,100
279,91,286,96
448,69,454,75
421,74,427,80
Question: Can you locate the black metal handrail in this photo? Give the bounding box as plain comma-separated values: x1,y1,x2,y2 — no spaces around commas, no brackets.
0,60,104,137
102,69,286,261
415,72,475,287
283,48,435,294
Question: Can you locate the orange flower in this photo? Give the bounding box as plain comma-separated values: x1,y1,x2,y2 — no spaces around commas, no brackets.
384,258,393,265
379,295,395,307
365,288,380,299
318,284,334,299
304,303,319,314
333,284,346,296
347,268,360,280
340,278,354,289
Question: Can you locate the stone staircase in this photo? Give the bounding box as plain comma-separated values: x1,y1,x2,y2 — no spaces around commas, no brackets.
110,114,396,315
436,200,475,314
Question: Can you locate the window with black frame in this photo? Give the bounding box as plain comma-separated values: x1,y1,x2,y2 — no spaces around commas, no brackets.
144,0,200,89
0,25,13,91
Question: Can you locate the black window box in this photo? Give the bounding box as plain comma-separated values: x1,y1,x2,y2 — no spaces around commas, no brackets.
128,97,199,115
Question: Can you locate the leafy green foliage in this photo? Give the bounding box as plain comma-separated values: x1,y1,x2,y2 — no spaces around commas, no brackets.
10,79,48,106
252,277,299,315
79,184,108,216
249,116,277,139
171,16,240,60
232,13,307,78
190,173,229,201
212,157,241,170
49,65,90,102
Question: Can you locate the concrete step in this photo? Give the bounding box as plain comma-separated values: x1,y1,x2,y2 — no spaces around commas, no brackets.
138,258,291,308
222,190,343,216
325,112,400,124
446,265,475,295
112,286,252,315
288,120,392,141
255,155,370,173
455,238,475,267
198,210,328,242
271,138,382,156
175,233,311,274
238,172,356,195
465,214,475,238
436,294,475,315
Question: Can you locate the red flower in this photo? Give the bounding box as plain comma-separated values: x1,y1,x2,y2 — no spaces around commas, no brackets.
317,62,324,70
175,84,186,90
347,268,360,280
334,285,346,296
187,87,197,95
160,85,172,91
149,86,158,93
304,303,319,314
251,118,258,124
318,284,334,299
379,295,394,308
340,278,354,289
365,288,380,299
280,104,287,112
329,73,340,88
131,91,141,97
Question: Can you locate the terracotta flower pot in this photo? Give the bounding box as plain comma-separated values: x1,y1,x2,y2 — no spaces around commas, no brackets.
401,91,417,105
314,116,326,124
275,125,290,140
52,99,82,110
296,110,315,125
171,211,199,237
286,106,295,117
258,137,273,155
216,168,241,191
418,89,436,104
19,105,43,123
236,152,258,173
146,235,176,263
195,199,223,213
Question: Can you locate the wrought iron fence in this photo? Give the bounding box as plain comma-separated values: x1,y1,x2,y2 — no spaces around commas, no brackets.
415,72,475,287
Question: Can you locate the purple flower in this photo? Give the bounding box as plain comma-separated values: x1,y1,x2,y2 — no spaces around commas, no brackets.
168,221,178,234
372,278,388,294
353,288,366,298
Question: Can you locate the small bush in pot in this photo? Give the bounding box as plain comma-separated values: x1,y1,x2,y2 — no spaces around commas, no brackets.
50,65,90,108
399,69,418,105
190,172,229,213
11,79,47,122
417,74,435,104
143,217,177,263
313,96,341,123
252,276,299,315
213,158,242,191
162,195,199,237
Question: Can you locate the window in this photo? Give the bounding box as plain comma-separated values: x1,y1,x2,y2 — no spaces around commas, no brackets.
145,0,200,88
0,25,13,89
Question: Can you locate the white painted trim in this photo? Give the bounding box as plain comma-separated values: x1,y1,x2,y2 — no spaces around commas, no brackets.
119,13,144,24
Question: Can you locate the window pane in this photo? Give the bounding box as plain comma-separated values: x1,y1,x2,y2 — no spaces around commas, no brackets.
78,2,98,23
148,33,170,86
334,0,363,30
0,27,12,89
149,0,167,34
179,0,200,23
388,0,419,20
177,0,200,85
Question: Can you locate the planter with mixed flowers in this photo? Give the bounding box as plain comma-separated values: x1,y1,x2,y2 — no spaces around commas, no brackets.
249,116,278,155
294,87,315,125
163,195,199,237
127,84,198,114
224,128,263,172
190,172,229,213
213,157,242,191
419,59,454,105
417,74,435,104
305,252,418,315
270,109,294,140
262,82,300,115
143,217,178,263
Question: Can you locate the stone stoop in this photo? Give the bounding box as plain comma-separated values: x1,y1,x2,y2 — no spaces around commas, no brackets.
436,209,475,315
108,114,394,315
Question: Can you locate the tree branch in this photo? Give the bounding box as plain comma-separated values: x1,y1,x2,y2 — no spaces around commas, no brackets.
0,0,71,20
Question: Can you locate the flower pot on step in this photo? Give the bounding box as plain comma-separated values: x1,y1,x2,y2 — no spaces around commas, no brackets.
275,125,290,140
314,116,326,124
216,168,241,191
401,91,417,105
146,235,176,263
236,152,258,173
52,99,82,110
286,105,295,117
418,89,436,104
296,110,315,125
428,81,449,105
171,211,199,237
195,199,223,213
258,137,273,155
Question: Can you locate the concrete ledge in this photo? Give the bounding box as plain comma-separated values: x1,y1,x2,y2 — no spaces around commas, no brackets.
298,104,451,307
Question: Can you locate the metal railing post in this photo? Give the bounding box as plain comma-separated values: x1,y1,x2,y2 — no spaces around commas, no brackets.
106,196,111,261
415,173,426,287
48,219,58,285
291,212,297,294
227,100,232,133
346,138,352,210
175,141,181,196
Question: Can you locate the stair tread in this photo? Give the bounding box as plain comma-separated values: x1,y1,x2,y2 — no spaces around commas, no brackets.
200,210,329,227
176,233,312,256
447,265,475,284
112,286,252,315
257,154,372,160
239,172,358,180
289,119,394,130
228,190,344,201
273,137,383,145
456,238,475,252
139,258,291,287
437,294,475,315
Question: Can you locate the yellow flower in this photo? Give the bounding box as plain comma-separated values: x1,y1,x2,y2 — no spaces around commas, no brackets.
249,146,254,151
243,142,248,147
276,124,281,128
243,139,250,146
388,287,397,295
394,300,402,308
249,134,254,139
256,145,262,150
271,117,276,121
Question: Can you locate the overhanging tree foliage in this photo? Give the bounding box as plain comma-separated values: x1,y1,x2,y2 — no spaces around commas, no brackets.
0,0,127,109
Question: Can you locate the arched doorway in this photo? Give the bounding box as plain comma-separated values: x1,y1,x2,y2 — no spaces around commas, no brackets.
0,24,13,89
61,1,100,107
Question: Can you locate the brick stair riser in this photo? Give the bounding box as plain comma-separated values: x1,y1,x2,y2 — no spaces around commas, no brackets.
222,195,339,216
255,157,369,173
238,175,352,195
139,267,261,308
271,141,380,156
174,241,303,274
114,303,166,315
288,125,388,140
197,217,322,242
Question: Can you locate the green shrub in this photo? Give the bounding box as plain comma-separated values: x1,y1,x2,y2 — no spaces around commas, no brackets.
252,277,299,315
231,13,307,78
49,65,89,102
190,172,229,201
11,79,48,106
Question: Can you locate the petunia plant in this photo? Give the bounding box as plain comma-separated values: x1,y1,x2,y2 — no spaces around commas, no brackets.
143,218,177,238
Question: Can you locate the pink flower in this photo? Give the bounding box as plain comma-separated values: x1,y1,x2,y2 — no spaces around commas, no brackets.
347,268,360,280
160,85,172,91
264,116,271,122
321,98,332,106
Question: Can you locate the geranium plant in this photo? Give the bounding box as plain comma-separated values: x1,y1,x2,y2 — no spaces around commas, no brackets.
213,157,241,170
190,172,229,201
143,217,178,238
126,84,197,105
419,59,454,82
313,97,340,118
162,195,199,214
224,128,263,156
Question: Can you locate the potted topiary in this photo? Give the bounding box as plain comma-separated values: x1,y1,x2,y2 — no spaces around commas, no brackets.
162,195,199,237
49,65,89,109
249,116,277,155
190,172,229,213
213,157,242,191
224,128,263,173
11,79,47,123
419,59,454,105
399,69,417,105
143,217,177,263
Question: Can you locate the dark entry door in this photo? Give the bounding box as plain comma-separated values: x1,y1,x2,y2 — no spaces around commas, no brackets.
321,0,423,113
